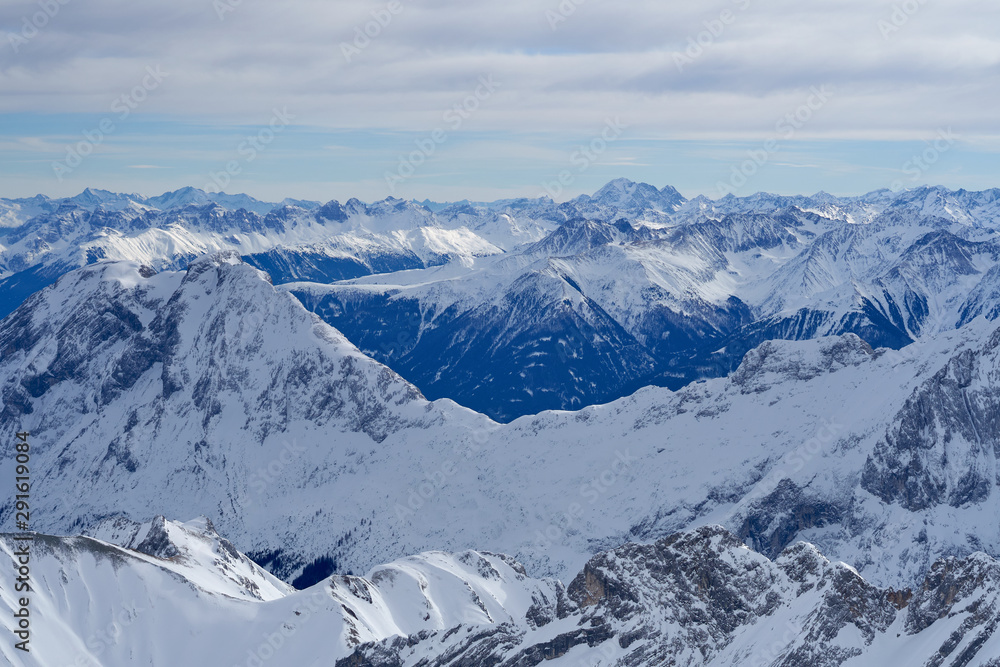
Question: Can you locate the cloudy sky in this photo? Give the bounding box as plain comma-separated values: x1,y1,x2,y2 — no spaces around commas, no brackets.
1,0,998,202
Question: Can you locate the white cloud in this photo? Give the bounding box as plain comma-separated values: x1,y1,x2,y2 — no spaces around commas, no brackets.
0,0,996,139
1,0,997,200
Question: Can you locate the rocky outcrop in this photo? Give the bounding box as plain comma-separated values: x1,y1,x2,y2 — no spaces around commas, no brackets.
335,526,1000,667
862,330,1000,511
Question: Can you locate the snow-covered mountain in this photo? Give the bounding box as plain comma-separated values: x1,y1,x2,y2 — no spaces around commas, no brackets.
0,195,517,322
0,517,557,666
0,186,299,224
10,182,1000,422
7,176,1000,664
8,521,1000,666
292,195,1000,419
7,253,1000,594
675,185,1000,229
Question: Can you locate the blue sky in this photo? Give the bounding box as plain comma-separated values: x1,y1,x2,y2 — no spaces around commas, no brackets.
1,0,998,203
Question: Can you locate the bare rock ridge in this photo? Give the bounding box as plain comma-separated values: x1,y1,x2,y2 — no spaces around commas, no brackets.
8,521,1000,666
338,526,1000,666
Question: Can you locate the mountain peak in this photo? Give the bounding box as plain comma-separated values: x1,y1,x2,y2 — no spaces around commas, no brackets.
659,184,684,198
586,179,686,212
592,177,644,199
188,249,244,270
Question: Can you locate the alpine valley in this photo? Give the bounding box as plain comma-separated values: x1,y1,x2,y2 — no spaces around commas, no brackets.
6,181,1000,665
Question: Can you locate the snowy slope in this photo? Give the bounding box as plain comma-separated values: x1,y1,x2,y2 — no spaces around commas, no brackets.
0,196,521,326
293,198,1000,419
7,254,1000,593
0,197,53,229
0,199,505,283
8,523,1000,667
10,182,1000,665
0,521,558,667
85,515,293,601
9,183,1000,423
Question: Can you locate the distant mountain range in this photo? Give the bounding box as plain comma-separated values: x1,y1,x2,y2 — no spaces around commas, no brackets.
0,186,321,223
5,180,1000,420
7,180,1000,664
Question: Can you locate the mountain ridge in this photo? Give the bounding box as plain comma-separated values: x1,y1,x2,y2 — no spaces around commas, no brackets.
9,520,1000,667
6,253,1000,592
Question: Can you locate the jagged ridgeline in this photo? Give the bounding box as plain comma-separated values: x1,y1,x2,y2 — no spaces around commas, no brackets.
6,522,1000,666
6,183,1000,665
7,250,1000,593
5,183,1000,420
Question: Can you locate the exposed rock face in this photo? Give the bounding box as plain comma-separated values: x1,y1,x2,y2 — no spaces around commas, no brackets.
333,526,1000,667
0,254,462,582
8,253,1000,592
736,479,846,559
900,553,1000,667
13,250,1000,597
862,329,1000,512
11,512,1000,665
10,184,1000,421
134,515,183,560
730,334,876,395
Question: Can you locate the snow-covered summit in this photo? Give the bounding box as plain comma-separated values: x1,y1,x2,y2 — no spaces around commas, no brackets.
87,515,292,601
